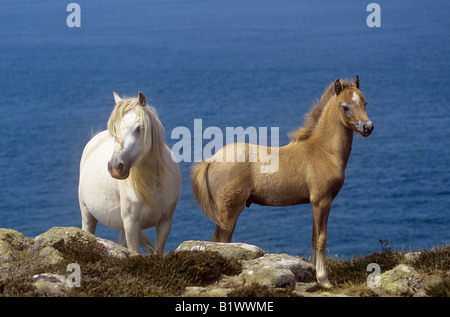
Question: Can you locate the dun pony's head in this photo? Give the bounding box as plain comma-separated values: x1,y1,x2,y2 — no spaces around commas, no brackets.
107,92,154,179
334,75,374,137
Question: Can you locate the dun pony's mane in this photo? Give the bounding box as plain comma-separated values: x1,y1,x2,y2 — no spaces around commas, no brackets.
288,79,356,142
107,97,170,211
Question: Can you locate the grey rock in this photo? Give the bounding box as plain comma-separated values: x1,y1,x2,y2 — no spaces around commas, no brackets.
234,253,315,288
0,228,30,262
32,273,68,296
176,240,315,289
176,240,266,261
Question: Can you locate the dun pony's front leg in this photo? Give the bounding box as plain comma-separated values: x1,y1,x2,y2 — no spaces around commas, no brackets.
311,197,333,288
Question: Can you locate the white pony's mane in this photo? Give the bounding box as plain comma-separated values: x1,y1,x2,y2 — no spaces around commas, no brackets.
107,97,169,211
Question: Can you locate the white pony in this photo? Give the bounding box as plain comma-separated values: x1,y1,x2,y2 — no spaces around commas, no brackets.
78,92,181,254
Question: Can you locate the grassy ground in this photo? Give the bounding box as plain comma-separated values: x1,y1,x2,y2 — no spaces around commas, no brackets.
0,237,242,297
325,242,450,297
0,234,448,297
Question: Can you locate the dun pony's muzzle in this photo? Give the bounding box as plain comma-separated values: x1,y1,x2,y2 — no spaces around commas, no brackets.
108,157,130,179
356,120,374,137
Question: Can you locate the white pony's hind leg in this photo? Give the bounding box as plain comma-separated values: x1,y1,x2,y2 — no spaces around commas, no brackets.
117,230,127,248
154,217,173,254
80,202,98,234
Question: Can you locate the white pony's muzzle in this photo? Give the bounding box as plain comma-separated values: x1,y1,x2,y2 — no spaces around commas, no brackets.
108,157,129,179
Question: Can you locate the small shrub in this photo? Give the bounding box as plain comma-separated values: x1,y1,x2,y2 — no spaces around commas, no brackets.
62,250,241,297
62,232,108,262
425,276,450,297
411,244,450,274
326,250,403,287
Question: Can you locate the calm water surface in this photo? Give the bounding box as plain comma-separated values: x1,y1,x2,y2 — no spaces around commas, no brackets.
0,0,448,258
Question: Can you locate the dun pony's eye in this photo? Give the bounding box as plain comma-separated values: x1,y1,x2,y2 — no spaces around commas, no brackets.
340,103,351,113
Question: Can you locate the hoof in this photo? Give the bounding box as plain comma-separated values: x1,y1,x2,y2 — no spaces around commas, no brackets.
317,276,333,289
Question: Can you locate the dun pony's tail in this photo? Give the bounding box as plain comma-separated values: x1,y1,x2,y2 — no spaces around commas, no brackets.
117,230,154,253
191,161,228,230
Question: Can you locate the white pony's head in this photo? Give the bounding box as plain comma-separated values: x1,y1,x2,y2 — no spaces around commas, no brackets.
107,91,155,179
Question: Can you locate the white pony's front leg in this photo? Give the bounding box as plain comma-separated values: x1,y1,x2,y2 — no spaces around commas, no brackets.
123,216,141,253
120,194,142,253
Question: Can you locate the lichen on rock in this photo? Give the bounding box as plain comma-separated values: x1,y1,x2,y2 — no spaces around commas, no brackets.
379,264,423,296
0,228,30,262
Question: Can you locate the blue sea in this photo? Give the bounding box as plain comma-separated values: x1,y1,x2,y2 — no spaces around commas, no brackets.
0,0,449,259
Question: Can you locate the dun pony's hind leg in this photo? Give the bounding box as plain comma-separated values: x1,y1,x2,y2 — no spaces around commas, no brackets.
211,221,238,243
311,196,333,288
211,203,246,243
210,187,249,243
80,203,98,235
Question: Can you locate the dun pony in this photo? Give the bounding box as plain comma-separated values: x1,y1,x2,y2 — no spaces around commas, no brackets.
192,76,374,287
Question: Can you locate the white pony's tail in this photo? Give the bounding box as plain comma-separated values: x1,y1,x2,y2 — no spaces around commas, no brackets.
138,230,154,253
117,230,154,253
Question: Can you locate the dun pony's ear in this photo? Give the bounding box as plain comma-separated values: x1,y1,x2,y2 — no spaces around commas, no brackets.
113,92,122,103
138,91,147,107
355,75,360,89
334,79,343,96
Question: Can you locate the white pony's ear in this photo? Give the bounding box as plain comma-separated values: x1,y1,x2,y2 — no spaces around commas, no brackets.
113,92,122,104
138,91,147,107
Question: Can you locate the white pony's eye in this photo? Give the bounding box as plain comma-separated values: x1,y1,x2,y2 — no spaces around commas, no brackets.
135,126,141,134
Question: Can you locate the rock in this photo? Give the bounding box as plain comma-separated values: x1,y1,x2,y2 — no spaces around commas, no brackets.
96,237,135,258
32,226,135,261
176,240,315,289
32,273,68,296
31,227,90,266
176,240,266,261
232,253,315,288
0,229,30,262
37,246,64,266
379,264,423,296
33,226,91,252
183,286,231,297
404,251,421,264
